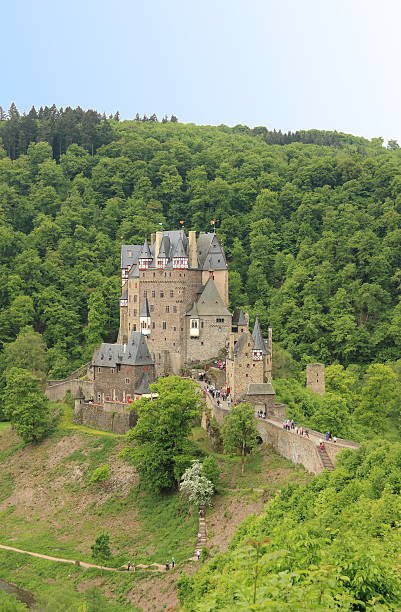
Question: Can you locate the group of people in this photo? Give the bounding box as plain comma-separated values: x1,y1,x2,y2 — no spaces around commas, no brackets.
256,410,267,419
165,557,175,571
325,431,337,443
282,419,310,438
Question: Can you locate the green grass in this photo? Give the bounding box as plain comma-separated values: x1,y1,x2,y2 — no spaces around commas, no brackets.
57,403,123,438
0,472,14,502
0,422,11,432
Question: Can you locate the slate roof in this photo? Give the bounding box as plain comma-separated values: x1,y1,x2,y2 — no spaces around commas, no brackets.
172,237,187,258
158,235,171,258
246,383,275,396
93,332,154,367
135,370,152,395
140,297,150,318
233,331,248,354
139,239,152,259
120,287,128,300
187,278,231,316
128,266,140,278
252,317,268,354
232,308,247,326
197,233,227,271
121,244,142,269
121,230,227,271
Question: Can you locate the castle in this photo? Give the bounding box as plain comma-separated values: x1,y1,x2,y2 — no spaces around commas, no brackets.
89,228,274,410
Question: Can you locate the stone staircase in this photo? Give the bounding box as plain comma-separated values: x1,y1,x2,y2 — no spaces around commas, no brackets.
319,447,334,471
195,506,207,554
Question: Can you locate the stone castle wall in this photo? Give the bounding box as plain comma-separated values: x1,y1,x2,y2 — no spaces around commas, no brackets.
206,397,357,474
46,380,94,403
74,401,136,435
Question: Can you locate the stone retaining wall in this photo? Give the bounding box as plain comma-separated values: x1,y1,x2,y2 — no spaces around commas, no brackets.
74,401,136,435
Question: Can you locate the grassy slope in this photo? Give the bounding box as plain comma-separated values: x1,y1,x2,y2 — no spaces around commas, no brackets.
0,410,310,611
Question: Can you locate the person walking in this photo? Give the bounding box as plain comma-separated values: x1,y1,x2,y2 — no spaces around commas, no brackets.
171,557,175,568
165,561,170,571
196,549,201,561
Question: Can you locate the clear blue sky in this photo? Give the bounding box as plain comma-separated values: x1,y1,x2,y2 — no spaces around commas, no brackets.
2,0,401,142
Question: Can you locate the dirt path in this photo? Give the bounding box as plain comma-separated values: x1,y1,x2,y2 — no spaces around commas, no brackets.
0,544,165,572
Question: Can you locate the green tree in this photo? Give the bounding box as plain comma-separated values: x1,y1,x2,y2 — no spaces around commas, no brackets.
91,533,111,568
2,326,47,374
222,403,258,474
124,376,202,492
3,368,51,443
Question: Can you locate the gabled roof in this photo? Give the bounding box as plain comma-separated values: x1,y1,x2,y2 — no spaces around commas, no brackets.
190,278,231,316
140,297,150,318
120,287,128,300
135,370,152,395
232,308,248,326
246,383,275,396
139,238,152,260
93,332,154,367
252,317,267,354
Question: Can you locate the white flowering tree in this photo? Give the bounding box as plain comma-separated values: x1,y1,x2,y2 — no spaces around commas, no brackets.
179,460,214,507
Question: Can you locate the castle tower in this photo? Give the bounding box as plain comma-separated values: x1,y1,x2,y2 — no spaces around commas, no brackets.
306,363,325,395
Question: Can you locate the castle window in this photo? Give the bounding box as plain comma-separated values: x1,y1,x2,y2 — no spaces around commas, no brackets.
162,322,167,330
134,309,137,316
143,291,147,298
135,283,137,288
153,272,156,278
191,319,198,329
216,318,224,323
173,306,177,313
98,367,101,373
247,364,250,368
166,306,170,313
116,364,121,372
134,295,137,303
150,305,154,312
246,373,249,377
173,326,176,331
201,322,204,328
201,341,204,345
152,322,155,329
125,378,130,384
160,291,164,298
170,290,174,297
152,290,155,297
97,394,101,402
128,250,132,257
133,324,137,331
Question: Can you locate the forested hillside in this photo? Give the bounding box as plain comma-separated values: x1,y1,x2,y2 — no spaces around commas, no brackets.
1,106,401,383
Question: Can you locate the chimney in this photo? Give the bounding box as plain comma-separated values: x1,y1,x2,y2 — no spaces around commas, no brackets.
188,230,198,268
150,232,156,246
155,231,163,259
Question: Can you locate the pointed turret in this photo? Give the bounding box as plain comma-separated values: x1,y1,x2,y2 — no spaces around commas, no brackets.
252,317,267,361
138,239,153,270
172,237,188,269
232,308,248,333
139,297,151,335
157,235,170,268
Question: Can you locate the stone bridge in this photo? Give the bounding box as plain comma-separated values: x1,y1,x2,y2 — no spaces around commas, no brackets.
204,393,359,474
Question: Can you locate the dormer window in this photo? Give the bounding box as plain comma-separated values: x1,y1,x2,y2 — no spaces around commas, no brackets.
252,350,263,361
157,257,168,268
